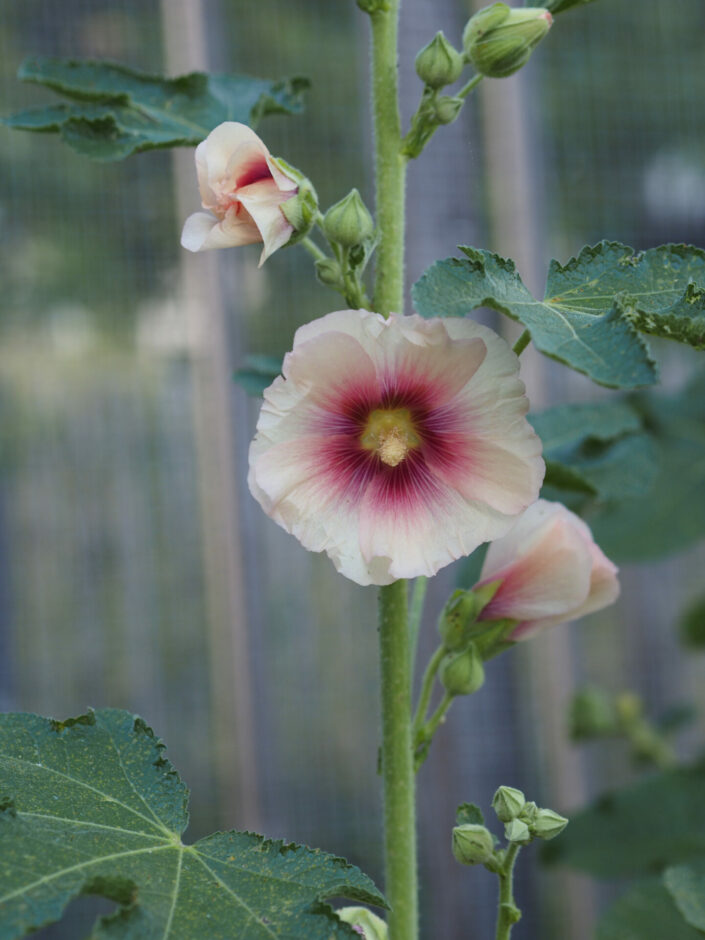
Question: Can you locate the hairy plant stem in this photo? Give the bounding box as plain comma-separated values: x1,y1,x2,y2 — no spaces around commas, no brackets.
300,235,327,262
378,580,418,940
370,3,416,936
495,843,522,940
412,644,445,737
370,1,407,317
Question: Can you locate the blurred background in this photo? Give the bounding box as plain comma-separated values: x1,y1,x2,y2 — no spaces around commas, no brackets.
1,0,704,937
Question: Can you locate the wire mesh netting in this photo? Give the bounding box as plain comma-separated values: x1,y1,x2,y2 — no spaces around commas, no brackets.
0,1,704,938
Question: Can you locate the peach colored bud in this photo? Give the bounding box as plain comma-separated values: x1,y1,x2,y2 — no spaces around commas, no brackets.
181,121,298,265
477,499,619,639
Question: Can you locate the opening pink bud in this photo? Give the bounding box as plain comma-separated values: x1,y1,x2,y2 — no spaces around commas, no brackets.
477,499,619,639
180,121,298,265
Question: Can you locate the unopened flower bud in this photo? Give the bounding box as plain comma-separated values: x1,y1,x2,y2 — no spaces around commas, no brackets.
492,786,525,823
415,32,464,89
440,644,485,697
314,257,343,289
532,808,568,840
272,157,318,243
463,2,553,79
433,96,463,125
570,687,617,739
504,818,531,843
452,824,495,865
323,189,375,248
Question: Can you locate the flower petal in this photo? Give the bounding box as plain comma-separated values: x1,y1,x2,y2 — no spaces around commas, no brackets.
238,179,296,264
180,210,260,252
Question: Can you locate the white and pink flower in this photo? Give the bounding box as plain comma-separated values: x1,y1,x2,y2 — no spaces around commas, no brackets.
477,499,620,639
181,121,298,264
248,309,544,586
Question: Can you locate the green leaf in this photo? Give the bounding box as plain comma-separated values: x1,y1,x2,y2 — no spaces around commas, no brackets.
586,370,705,561
597,878,704,940
543,0,599,12
679,596,705,650
412,245,658,388
530,400,657,500
664,860,705,932
543,762,705,878
234,354,282,397
3,58,308,160
0,709,384,939
456,803,484,826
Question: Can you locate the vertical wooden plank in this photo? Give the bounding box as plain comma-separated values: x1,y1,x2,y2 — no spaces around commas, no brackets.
160,0,260,832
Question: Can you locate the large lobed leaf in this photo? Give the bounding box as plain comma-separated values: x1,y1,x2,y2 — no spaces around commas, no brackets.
664,860,705,933
412,242,705,388
0,709,384,939
3,58,308,160
543,761,705,878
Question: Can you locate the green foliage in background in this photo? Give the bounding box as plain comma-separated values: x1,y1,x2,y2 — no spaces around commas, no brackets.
597,879,705,940
0,709,384,939
3,58,308,160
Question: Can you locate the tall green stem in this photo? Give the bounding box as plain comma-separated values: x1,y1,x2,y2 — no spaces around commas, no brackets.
379,581,417,940
370,2,407,316
369,3,416,936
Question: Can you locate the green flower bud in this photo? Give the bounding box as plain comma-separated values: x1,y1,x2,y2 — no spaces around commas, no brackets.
452,823,495,865
415,32,464,89
519,801,538,824
323,188,375,248
337,907,388,940
532,808,569,840
440,644,485,697
433,96,463,125
463,2,553,79
504,818,531,844
314,257,343,289
570,687,617,739
274,157,318,242
492,786,525,823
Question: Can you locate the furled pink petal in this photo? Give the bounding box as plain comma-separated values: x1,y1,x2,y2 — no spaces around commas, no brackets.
477,499,620,639
183,121,298,259
248,309,545,585
237,179,296,265
180,210,260,252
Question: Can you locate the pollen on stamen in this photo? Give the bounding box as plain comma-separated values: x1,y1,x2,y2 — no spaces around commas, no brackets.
378,427,409,467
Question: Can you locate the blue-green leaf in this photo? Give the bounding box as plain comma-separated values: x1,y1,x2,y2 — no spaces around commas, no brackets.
412,246,658,388
664,860,705,932
530,400,657,500
3,58,308,161
413,242,705,387
234,354,282,397
0,709,384,939
597,878,704,940
543,762,705,877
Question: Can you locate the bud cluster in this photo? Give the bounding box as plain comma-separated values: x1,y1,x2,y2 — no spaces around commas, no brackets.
492,786,568,843
451,788,568,871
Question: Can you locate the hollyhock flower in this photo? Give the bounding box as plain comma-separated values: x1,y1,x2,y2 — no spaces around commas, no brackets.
248,309,544,586
477,499,619,639
181,122,298,264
